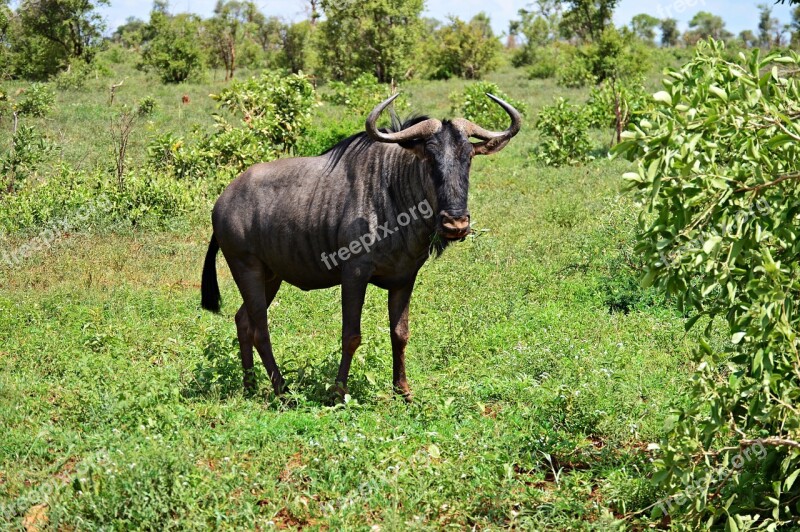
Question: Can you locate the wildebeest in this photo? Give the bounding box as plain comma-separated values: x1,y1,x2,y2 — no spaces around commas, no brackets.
201,93,521,400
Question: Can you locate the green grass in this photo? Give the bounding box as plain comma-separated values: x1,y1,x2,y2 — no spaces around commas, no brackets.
0,58,698,529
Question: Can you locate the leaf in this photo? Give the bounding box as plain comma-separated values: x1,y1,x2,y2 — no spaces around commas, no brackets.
427,444,441,459
653,91,673,105
685,313,703,331
784,469,800,491
731,332,746,344
703,236,722,254
641,269,657,288
708,85,728,101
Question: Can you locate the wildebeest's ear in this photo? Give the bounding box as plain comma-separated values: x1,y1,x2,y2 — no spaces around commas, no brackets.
398,139,428,159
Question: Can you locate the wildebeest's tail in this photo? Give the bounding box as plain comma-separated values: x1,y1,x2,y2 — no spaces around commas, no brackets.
201,234,221,313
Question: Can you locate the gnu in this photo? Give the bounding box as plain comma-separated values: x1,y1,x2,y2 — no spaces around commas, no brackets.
201,93,521,400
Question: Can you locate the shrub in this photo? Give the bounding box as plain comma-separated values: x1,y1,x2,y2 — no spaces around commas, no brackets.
296,117,362,157
555,29,652,89
425,13,501,80
585,76,651,136
147,71,316,180
212,70,316,154
16,83,55,117
532,98,593,167
449,81,527,130
136,96,157,117
556,51,594,88
140,13,205,83
323,73,405,116
524,45,562,80
53,64,91,91
1,124,57,192
614,40,800,528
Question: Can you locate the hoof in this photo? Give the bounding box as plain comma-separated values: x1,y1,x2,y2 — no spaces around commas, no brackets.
272,379,289,397
243,371,257,394
394,384,413,403
331,382,349,404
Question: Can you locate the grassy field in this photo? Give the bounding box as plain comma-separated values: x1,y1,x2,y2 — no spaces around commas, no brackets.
0,53,701,529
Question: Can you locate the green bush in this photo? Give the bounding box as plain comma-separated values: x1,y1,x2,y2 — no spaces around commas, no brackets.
524,45,561,80
585,77,650,131
140,13,205,84
532,98,593,167
614,40,800,528
0,166,196,234
296,117,362,157
323,73,404,116
16,83,55,117
555,29,653,89
146,71,315,180
53,64,91,91
449,81,527,130
1,124,57,193
425,14,501,80
212,70,316,154
556,51,594,88
527,58,557,80
136,96,158,117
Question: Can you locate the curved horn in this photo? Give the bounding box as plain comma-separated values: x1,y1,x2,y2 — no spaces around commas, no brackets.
452,93,522,155
365,94,442,143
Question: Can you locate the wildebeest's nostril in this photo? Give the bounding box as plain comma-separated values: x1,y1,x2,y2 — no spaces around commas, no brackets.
441,213,470,233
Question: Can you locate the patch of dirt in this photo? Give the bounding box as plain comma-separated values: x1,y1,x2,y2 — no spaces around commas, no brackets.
272,506,323,530
481,403,502,418
22,503,48,532
54,456,78,483
278,452,305,484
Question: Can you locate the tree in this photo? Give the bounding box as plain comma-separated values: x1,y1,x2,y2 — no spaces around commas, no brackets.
140,8,206,83
630,13,659,45
278,21,311,73
0,1,12,76
757,3,779,47
792,6,800,48
659,17,679,47
683,11,731,44
559,0,620,42
205,0,262,81
739,29,758,47
428,13,501,80
14,0,108,75
507,19,520,49
511,2,562,66
112,17,147,50
316,0,424,82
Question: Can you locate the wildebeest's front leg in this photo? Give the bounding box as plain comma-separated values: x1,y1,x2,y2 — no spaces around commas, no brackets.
334,271,370,399
388,281,415,401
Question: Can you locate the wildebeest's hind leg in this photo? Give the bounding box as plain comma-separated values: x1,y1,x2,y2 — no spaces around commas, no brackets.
235,274,282,393
227,255,286,396
334,273,370,399
235,304,256,393
388,281,415,402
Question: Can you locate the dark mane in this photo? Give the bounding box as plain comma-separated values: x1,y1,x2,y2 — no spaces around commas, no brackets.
321,114,432,172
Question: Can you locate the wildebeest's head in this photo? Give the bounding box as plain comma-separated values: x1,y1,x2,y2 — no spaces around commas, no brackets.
366,94,521,241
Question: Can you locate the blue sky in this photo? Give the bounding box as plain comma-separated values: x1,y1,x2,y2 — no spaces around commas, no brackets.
97,0,796,36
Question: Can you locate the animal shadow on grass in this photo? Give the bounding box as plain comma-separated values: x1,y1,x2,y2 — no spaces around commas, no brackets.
184,329,379,405
281,346,378,405
183,330,245,401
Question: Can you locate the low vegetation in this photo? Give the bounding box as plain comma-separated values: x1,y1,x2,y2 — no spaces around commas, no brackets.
3,0,800,528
